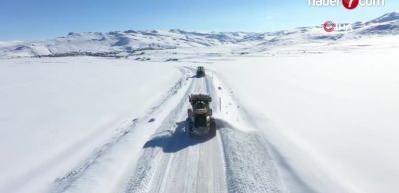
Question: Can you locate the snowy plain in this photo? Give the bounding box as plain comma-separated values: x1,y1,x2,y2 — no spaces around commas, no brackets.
210,45,399,193
0,57,181,193
1,12,399,193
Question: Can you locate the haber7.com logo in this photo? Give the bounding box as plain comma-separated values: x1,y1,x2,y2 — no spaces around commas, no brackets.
308,0,385,10
342,0,359,9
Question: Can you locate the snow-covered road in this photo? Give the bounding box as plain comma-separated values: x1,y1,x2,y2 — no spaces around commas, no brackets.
43,66,289,193
125,71,227,193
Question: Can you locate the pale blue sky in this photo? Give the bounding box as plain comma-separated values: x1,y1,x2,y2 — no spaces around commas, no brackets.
0,0,398,40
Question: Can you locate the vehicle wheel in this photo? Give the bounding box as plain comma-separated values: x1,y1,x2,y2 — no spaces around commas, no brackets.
210,119,216,136
189,130,194,137
186,120,193,136
187,109,193,117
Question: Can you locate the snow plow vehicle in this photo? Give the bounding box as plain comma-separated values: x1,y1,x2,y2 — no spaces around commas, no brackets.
187,94,216,137
196,66,205,77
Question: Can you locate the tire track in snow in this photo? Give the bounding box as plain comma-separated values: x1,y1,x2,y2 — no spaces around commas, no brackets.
123,70,227,193
122,77,196,193
49,67,193,193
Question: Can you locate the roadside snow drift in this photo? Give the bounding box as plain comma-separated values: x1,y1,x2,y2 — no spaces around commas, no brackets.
0,57,180,193
211,47,399,193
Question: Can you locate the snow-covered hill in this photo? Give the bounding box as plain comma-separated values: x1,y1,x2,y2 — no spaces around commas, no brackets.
0,12,398,59
0,30,265,58
256,12,399,47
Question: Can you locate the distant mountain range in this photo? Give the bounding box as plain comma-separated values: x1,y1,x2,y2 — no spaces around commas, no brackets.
0,12,398,58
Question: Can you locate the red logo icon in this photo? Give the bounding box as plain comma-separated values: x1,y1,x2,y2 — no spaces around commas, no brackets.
342,0,359,9
323,21,336,32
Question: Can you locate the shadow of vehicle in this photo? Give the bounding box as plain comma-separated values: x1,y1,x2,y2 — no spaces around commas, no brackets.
143,120,215,153
187,74,204,79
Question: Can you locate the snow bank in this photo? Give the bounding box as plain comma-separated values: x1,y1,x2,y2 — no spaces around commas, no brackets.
212,46,399,193
0,57,180,193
